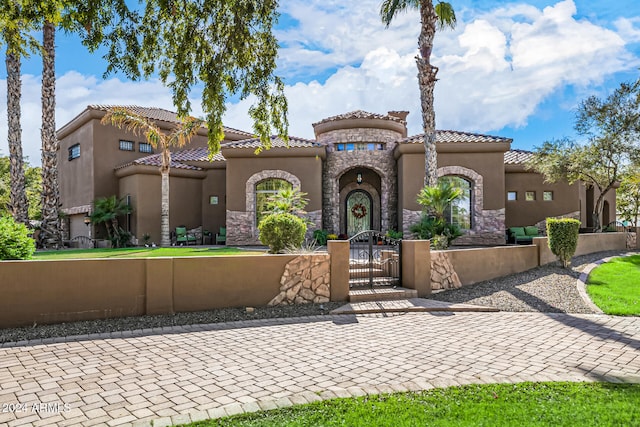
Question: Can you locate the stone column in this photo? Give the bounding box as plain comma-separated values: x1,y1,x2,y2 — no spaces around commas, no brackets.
401,240,431,297
328,240,350,302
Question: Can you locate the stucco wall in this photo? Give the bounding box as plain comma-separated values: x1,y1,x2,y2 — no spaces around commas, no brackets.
534,232,626,265
0,254,332,328
201,168,227,237
58,120,94,212
505,169,581,227
443,245,539,286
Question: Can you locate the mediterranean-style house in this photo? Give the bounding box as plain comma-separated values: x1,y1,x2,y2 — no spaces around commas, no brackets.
57,105,616,246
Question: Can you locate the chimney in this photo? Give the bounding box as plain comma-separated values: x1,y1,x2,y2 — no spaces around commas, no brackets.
388,111,409,122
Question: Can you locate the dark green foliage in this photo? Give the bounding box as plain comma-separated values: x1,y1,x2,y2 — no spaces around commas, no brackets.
546,218,581,268
0,156,42,219
258,213,307,254
0,215,35,260
385,230,403,239
409,216,461,248
313,229,329,246
89,195,132,248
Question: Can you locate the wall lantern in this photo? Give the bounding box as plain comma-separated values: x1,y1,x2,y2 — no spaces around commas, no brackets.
84,215,91,226
356,172,363,185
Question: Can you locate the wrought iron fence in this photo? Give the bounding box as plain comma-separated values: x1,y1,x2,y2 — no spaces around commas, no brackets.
348,230,401,288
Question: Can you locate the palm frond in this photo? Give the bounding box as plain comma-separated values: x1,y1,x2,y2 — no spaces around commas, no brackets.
101,108,163,148
380,0,416,27
168,116,205,148
435,1,457,30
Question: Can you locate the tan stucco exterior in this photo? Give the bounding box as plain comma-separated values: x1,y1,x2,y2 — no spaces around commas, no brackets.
56,106,615,245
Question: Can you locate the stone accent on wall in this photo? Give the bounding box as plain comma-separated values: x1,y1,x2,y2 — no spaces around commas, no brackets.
454,208,506,246
534,211,581,234
323,150,397,234
430,251,461,291
304,210,322,240
318,128,402,147
226,210,258,245
627,231,636,249
402,209,423,237
269,254,331,305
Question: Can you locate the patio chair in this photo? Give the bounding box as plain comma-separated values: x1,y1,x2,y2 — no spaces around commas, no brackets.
216,227,226,245
175,226,197,246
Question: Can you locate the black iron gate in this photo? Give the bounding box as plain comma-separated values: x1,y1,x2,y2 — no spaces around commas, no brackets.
348,230,401,288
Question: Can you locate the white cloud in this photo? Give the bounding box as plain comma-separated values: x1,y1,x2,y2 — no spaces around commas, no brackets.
0,73,185,165
2,0,639,165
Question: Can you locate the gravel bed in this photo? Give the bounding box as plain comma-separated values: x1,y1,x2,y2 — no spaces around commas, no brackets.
0,303,343,344
429,250,632,313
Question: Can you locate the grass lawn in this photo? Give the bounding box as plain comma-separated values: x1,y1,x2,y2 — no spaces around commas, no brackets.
183,382,640,427
33,246,265,260
586,254,640,316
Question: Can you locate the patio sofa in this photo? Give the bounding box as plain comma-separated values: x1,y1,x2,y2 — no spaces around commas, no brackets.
507,226,540,245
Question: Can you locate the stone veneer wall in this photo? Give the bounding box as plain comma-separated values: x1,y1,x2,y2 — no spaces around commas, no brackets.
402,167,506,245
227,169,313,246
430,251,462,291
323,150,397,234
268,254,331,305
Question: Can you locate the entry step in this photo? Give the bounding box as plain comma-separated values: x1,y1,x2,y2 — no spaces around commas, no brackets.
349,286,417,303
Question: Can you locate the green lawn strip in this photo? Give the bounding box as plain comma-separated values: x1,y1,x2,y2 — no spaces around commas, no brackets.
183,382,640,427
33,247,265,260
587,255,640,315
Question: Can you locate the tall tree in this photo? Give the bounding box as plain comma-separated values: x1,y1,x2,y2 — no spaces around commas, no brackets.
528,79,640,230
105,0,288,155
101,108,203,247
617,170,640,227
0,156,42,219
1,0,37,225
381,0,456,186
38,16,61,248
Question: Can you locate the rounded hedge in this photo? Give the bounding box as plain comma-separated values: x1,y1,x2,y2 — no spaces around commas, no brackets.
0,216,36,260
546,218,581,268
258,213,307,253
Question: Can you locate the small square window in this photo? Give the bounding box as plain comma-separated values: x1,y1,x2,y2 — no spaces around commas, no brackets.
139,142,153,153
119,140,134,151
209,196,219,205
525,191,536,201
68,144,80,160
507,191,517,201
543,191,553,201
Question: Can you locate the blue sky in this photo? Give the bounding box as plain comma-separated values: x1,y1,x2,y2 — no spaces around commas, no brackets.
2,0,640,165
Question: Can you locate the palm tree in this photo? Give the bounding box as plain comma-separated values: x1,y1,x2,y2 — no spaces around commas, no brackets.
89,195,132,247
416,179,463,220
101,108,203,247
1,0,34,225
381,0,456,187
39,19,62,248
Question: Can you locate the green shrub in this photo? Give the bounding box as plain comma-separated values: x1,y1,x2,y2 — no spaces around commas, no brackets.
313,229,329,245
258,213,307,253
409,215,461,248
0,216,36,260
546,218,581,268
385,230,403,239
327,233,338,240
431,235,449,250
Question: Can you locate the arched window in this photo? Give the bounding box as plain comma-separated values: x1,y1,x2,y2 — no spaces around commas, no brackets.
255,179,292,225
440,176,472,230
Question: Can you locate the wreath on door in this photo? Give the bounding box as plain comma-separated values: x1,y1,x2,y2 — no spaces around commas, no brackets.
351,203,367,219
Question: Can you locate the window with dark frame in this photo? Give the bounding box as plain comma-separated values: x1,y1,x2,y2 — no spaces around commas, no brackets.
68,144,80,160
119,140,135,151
507,191,517,201
543,191,553,201
525,191,536,201
139,142,153,153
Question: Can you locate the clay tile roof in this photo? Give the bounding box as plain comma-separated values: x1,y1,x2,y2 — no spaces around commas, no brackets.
221,135,320,149
400,130,512,144
89,105,253,137
115,147,225,171
504,149,534,165
312,110,405,126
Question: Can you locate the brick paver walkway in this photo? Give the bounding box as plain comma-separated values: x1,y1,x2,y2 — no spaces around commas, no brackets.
1,311,639,426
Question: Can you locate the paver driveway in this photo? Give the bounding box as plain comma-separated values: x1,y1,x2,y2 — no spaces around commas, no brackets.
1,311,639,426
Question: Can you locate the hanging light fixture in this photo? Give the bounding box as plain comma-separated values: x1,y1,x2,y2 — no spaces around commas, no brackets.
83,215,91,226
356,172,363,185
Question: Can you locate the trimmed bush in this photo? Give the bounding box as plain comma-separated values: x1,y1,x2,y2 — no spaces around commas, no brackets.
546,218,581,268
0,216,36,260
258,213,307,254
313,229,329,245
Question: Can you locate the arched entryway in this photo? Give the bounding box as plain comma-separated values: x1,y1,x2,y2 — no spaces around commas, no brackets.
339,168,382,235
346,190,372,235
